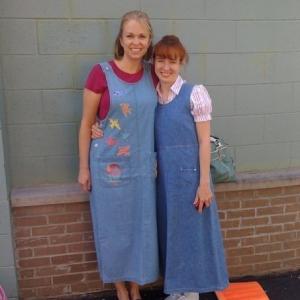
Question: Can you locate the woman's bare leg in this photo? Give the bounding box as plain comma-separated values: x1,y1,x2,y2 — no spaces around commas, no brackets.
115,282,130,300
129,281,142,300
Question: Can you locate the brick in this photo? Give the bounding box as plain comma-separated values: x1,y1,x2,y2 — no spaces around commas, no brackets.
224,190,254,201
70,262,97,273
36,285,71,297
227,246,254,257
2,55,73,89
34,245,67,256
241,254,268,264
14,227,31,238
83,232,94,241
19,269,34,279
32,225,65,236
284,222,300,231
66,222,93,233
226,256,241,266
255,187,284,198
241,217,269,227
65,202,90,212
242,235,270,246
50,233,83,245
19,277,51,289
220,220,240,229
17,248,33,258
19,288,36,299
284,185,300,195
284,240,300,250
70,282,88,293
227,209,255,219
254,262,282,273
51,254,83,265
16,237,48,248
285,203,300,213
83,212,92,222
218,211,226,220
36,265,70,277
14,204,64,217
255,225,282,235
14,216,47,227
223,239,241,249
53,274,84,285
228,265,254,277
19,257,50,269
87,280,102,290
85,252,97,262
241,199,269,209
85,272,99,281
0,20,37,54
270,250,296,261
217,201,240,210
270,232,297,242
255,243,282,254
282,257,300,268
48,213,82,224
226,228,254,238
257,206,284,216
67,242,95,253
271,196,297,205
271,214,297,224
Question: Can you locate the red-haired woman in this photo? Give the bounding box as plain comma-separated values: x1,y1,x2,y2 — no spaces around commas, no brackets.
154,35,228,300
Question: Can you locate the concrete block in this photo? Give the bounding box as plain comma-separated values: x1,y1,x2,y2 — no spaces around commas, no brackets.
0,267,18,298
5,90,42,125
9,155,46,187
206,53,267,85
71,0,140,18
2,55,73,89
38,20,109,54
212,115,264,146
265,113,300,143
0,20,37,54
292,83,300,111
73,55,111,89
45,155,78,183
0,0,70,18
0,133,8,201
237,21,300,52
209,86,235,117
236,142,290,171
141,0,205,19
7,124,78,157
0,236,15,266
151,20,174,43
205,0,235,20
266,52,300,83
236,84,294,115
0,202,10,234
290,142,300,166
42,90,82,123
174,21,235,53
181,54,206,84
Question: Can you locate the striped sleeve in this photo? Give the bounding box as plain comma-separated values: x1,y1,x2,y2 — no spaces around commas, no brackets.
190,84,212,122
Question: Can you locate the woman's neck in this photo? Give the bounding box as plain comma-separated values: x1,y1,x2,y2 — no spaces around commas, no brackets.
114,57,142,74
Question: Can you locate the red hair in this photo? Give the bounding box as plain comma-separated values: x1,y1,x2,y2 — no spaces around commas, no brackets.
153,35,188,63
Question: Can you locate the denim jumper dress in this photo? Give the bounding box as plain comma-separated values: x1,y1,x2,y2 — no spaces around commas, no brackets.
89,61,159,284
155,83,228,294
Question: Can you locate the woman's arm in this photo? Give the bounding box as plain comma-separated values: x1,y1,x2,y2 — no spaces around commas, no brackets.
193,121,213,213
78,88,101,192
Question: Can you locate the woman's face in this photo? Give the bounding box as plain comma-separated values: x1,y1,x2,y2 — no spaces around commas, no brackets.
154,56,182,86
120,19,151,61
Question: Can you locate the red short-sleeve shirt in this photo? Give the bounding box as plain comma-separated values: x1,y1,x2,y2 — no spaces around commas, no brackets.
85,60,158,120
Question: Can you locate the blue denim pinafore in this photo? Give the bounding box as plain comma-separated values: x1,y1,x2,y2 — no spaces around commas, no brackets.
155,83,228,294
89,62,159,284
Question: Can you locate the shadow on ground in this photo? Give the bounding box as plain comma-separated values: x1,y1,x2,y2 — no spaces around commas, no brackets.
74,271,300,300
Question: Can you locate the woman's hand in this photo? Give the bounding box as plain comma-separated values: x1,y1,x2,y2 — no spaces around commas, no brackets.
91,122,104,139
78,167,91,192
193,182,213,213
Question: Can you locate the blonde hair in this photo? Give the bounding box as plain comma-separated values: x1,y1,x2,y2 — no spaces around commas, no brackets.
114,10,153,61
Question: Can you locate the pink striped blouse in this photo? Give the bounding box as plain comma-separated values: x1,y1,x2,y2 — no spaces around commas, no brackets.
156,75,212,122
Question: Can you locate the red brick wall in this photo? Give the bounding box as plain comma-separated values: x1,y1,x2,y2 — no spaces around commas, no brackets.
11,179,300,299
